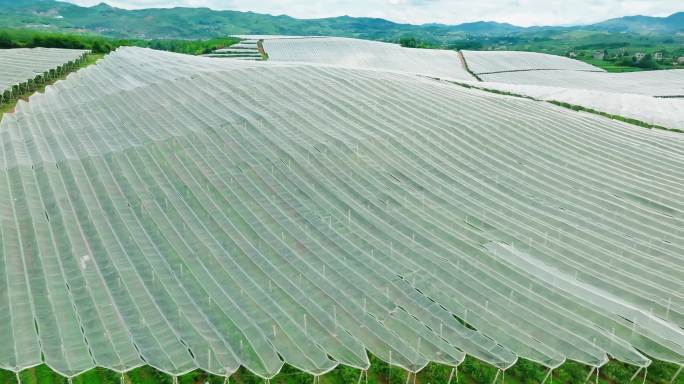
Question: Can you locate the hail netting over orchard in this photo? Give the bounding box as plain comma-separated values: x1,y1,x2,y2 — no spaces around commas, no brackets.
475,70,684,130
261,36,475,81
460,50,605,75
0,48,88,102
479,69,684,97
1,47,684,379
458,50,684,130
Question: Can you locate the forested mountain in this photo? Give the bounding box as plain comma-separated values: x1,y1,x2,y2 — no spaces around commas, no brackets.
0,0,682,41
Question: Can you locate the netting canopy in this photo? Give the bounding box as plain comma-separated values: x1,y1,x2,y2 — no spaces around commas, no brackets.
472,80,684,131
262,37,475,81
460,50,604,74
479,69,684,97
1,47,684,379
457,50,684,131
0,48,88,100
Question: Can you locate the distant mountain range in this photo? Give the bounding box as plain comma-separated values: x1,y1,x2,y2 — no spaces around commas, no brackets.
0,0,683,41
589,12,684,34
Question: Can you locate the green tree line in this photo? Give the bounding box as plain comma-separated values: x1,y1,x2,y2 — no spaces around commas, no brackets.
0,29,239,55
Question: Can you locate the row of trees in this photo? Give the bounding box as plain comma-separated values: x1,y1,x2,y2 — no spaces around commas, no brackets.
0,29,239,55
616,53,659,69
399,36,484,50
0,30,115,52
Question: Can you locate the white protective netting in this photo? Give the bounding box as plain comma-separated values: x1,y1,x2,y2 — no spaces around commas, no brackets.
458,50,684,131
460,50,604,74
262,36,476,81
471,81,684,130
0,48,88,101
480,69,684,97
0,47,683,379
204,39,263,60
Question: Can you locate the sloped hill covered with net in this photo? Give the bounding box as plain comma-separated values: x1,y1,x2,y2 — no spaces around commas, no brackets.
0,47,683,381
460,50,604,75
457,50,684,130
262,36,476,81
479,68,684,97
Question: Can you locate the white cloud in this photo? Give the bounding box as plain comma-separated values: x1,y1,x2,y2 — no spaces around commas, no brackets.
60,0,683,26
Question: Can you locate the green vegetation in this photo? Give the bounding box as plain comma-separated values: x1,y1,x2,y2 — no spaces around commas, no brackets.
0,0,530,41
397,30,684,73
2,0,683,73
0,28,115,52
489,32,684,72
399,36,486,51
398,36,438,49
572,48,683,72
125,36,240,55
580,57,646,73
0,356,681,384
1,0,684,44
0,29,239,55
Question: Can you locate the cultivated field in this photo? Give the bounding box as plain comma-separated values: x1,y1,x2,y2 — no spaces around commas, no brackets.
261,36,475,80
479,69,684,97
460,50,605,74
0,43,683,384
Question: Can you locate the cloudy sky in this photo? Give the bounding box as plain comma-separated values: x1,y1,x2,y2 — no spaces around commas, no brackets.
61,0,683,26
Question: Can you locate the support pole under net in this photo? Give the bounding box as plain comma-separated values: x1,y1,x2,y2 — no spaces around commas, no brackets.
671,365,683,384
541,368,553,384
404,371,417,384
630,367,643,382
446,366,458,384
491,369,501,384
584,367,595,383
388,350,392,384
357,369,368,384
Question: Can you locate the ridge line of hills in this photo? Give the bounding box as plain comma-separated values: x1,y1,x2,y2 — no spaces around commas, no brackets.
0,0,683,41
